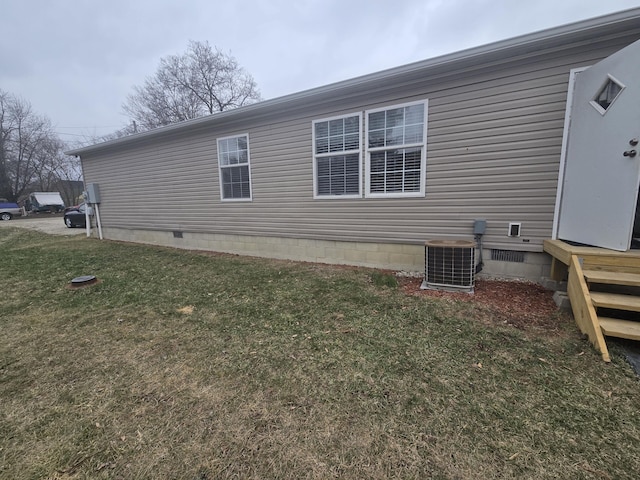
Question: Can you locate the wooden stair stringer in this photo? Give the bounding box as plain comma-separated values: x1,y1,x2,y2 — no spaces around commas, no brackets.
567,255,611,362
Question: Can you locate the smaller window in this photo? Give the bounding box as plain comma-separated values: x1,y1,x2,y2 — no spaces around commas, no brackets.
313,113,362,198
217,134,252,201
590,75,625,115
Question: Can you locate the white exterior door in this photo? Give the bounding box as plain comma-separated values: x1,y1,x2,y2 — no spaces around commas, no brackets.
557,39,640,251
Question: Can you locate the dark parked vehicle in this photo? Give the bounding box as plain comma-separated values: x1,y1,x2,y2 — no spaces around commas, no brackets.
64,203,89,228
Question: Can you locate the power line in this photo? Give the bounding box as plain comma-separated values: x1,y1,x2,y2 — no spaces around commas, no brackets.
55,132,96,137
56,125,123,129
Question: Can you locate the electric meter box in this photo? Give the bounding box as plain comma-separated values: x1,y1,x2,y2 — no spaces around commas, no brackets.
86,183,101,204
473,219,487,235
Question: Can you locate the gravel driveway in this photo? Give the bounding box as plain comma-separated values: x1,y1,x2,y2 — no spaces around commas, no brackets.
0,216,85,235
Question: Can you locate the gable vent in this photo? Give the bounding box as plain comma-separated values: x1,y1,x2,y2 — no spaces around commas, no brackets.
421,239,476,293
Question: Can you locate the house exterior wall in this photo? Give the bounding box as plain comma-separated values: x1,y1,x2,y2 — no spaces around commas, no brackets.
78,25,640,282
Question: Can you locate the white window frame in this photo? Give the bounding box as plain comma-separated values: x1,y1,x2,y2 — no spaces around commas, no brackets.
365,100,428,198
312,112,362,199
217,133,253,202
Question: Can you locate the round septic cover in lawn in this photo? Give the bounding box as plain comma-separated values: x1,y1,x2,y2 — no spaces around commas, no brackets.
70,275,97,287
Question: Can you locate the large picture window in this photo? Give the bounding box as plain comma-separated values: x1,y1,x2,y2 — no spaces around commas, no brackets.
312,113,361,198
365,101,427,197
217,134,252,201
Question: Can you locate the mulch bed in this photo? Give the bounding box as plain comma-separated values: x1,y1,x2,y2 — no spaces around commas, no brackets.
399,277,572,333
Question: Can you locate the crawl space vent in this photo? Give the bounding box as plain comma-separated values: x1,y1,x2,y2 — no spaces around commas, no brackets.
490,249,526,263
421,239,476,293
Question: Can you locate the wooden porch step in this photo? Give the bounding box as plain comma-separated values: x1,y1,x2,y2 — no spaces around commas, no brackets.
599,317,640,341
583,269,640,287
590,291,640,312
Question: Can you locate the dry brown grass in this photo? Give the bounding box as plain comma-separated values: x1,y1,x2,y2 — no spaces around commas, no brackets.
1,228,640,479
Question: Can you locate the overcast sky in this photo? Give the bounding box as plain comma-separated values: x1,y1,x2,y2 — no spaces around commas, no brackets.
2,0,640,144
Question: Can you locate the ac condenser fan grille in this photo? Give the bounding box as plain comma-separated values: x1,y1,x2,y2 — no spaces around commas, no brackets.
421,240,476,293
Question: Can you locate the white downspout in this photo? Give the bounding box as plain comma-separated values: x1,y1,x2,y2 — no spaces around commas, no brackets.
85,200,91,238
94,203,103,240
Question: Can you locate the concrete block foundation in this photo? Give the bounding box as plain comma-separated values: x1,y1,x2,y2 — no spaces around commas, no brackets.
96,227,553,283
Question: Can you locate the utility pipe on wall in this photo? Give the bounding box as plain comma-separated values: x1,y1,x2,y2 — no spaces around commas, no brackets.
84,195,91,238
94,203,103,240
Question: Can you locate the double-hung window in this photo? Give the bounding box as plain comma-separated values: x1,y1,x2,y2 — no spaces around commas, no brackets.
365,101,427,197
313,113,361,198
217,134,252,201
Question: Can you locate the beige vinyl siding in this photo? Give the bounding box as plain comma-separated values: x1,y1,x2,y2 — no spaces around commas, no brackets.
80,28,640,253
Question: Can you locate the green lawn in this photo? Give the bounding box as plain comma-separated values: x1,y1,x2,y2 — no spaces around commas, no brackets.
1,228,639,479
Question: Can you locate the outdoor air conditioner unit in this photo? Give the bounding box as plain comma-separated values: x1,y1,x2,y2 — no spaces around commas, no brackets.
421,239,476,293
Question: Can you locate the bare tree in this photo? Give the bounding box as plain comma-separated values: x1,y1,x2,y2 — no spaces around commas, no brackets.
96,122,138,143
1,90,52,201
0,91,13,200
0,89,76,203
123,41,261,131
54,153,83,206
